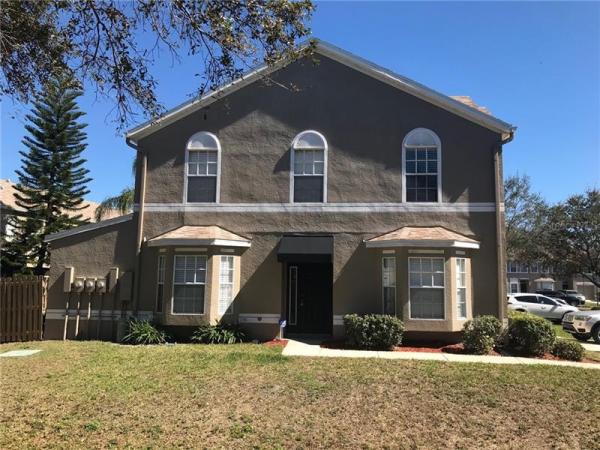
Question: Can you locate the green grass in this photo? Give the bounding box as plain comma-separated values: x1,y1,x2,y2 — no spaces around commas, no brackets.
1,341,599,449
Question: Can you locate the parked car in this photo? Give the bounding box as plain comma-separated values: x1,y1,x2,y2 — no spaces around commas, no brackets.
559,289,586,303
508,293,579,322
535,289,585,306
562,310,600,344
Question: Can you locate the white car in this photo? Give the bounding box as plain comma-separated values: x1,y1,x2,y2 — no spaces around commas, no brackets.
507,293,579,322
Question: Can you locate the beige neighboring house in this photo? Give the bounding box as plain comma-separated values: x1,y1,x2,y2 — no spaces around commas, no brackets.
0,179,120,239
506,260,599,301
43,39,516,343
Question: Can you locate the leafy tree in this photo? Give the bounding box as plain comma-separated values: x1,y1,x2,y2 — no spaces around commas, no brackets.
1,75,91,276
0,0,314,128
537,189,600,289
504,174,547,261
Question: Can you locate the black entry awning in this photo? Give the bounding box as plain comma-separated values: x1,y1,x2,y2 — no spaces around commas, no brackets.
277,235,333,263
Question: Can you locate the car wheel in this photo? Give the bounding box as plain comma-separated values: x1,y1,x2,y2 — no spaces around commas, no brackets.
573,333,591,342
592,324,600,345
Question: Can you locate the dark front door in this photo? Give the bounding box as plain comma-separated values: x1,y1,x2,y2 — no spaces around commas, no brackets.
287,263,332,335
519,280,529,293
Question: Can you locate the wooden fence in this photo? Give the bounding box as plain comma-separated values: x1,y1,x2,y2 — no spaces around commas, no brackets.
0,275,48,343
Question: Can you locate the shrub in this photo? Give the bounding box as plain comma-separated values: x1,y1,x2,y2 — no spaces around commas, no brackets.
192,321,246,344
504,312,556,356
551,340,585,361
122,319,169,345
344,314,404,350
462,315,502,355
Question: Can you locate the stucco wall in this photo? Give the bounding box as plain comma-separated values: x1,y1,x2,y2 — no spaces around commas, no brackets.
138,55,502,205
44,219,136,340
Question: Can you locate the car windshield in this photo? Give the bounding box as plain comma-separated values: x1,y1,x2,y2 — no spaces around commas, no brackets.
564,290,578,295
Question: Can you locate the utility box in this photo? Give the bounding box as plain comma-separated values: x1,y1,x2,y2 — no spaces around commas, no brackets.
108,267,119,293
63,267,74,293
119,271,133,302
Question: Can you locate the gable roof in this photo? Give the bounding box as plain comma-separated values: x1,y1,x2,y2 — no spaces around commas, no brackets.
126,39,515,143
365,226,480,249
147,225,251,247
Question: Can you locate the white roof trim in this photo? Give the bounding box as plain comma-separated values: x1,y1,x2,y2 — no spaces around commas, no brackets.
147,238,251,248
126,39,515,142
365,239,480,250
44,214,133,242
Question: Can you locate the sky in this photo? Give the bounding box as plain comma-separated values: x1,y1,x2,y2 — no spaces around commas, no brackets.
1,1,598,203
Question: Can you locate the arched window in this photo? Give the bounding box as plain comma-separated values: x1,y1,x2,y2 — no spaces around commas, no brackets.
402,128,441,203
290,130,327,203
185,132,220,203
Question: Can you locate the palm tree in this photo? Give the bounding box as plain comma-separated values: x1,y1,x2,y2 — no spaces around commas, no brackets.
95,156,136,221
95,187,134,221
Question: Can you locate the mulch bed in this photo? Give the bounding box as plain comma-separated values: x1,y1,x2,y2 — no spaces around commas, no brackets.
320,339,598,363
263,339,288,347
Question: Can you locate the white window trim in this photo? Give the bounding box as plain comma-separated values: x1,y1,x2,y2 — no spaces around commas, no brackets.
382,256,396,316
402,128,442,204
183,131,221,204
408,256,446,321
171,254,207,315
456,257,467,320
218,255,235,315
156,255,165,313
289,130,328,203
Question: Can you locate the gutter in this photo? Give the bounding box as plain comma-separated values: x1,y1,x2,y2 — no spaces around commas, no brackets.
494,130,515,322
126,137,146,317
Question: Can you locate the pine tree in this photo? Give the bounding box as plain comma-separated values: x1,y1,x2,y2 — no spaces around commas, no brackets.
1,74,91,275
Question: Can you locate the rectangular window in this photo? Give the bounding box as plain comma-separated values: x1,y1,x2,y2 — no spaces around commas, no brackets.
507,261,518,273
456,258,467,319
409,257,445,319
293,149,324,202
529,263,539,273
187,150,217,202
382,257,396,315
172,255,206,314
156,255,165,313
218,256,235,315
405,147,438,202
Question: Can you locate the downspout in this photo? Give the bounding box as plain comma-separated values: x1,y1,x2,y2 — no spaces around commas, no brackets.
126,137,146,317
494,131,514,323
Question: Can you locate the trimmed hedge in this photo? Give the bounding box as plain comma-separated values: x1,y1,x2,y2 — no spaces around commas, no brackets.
504,312,556,356
344,314,404,351
552,340,585,361
462,315,502,355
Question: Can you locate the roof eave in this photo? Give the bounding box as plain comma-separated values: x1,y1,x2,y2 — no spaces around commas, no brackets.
365,239,480,249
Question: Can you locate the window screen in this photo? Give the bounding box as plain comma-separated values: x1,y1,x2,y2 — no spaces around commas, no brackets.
173,255,206,314
409,257,445,319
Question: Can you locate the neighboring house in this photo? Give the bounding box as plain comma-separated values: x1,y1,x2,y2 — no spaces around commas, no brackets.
506,260,599,300
43,39,515,342
0,179,119,239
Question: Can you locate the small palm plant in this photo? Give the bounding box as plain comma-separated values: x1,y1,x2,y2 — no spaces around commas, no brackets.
191,320,246,344
122,319,169,345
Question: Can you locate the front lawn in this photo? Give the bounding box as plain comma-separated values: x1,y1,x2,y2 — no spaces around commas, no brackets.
1,341,599,449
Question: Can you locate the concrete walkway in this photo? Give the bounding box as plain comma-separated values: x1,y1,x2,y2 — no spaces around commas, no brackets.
282,340,600,370
580,342,600,352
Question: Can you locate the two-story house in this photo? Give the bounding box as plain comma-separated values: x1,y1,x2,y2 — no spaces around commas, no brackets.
43,40,515,342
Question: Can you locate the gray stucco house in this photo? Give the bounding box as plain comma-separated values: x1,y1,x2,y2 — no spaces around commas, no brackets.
44,39,515,342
